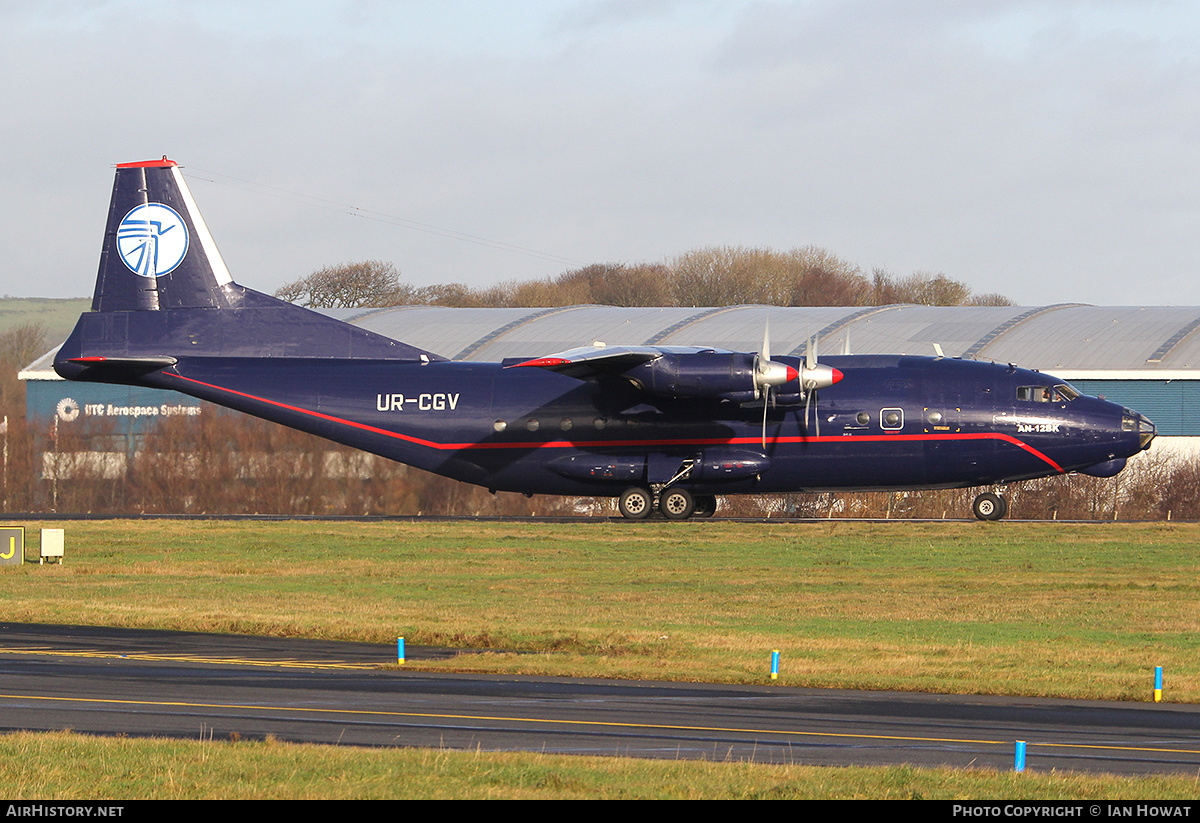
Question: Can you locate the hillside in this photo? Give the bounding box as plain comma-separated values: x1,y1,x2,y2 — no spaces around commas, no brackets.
0,298,90,348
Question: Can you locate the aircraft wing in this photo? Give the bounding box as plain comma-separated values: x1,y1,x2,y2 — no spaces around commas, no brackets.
506,345,723,381
508,343,838,406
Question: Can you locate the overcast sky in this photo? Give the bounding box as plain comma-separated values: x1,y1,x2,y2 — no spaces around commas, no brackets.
3,0,1198,305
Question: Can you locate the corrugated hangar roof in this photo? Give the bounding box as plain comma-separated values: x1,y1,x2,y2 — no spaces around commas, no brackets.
21,304,1200,379
334,304,1200,374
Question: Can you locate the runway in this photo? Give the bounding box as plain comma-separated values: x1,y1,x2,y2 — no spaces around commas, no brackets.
1,623,1198,775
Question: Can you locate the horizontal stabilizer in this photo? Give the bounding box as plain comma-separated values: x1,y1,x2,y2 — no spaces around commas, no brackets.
57,355,178,382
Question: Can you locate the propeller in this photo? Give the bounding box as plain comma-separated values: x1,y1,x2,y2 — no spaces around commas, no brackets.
805,336,817,437
755,321,798,449
754,326,844,449
798,335,844,439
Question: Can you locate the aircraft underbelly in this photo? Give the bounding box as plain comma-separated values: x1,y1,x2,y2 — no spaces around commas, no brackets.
472,433,1001,495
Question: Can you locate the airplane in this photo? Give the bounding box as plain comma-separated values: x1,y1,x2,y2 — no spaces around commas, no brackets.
54,158,1157,521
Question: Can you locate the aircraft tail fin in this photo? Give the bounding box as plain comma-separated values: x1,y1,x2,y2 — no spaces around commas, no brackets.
56,158,438,379
92,157,241,312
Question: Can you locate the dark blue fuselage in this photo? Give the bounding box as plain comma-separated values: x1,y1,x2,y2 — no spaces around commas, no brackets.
120,351,1147,497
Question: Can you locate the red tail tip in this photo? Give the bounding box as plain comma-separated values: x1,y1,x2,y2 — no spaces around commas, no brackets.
115,157,177,168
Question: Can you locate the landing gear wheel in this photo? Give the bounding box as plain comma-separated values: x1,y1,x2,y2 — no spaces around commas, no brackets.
660,488,695,521
693,494,717,518
972,492,1008,521
618,487,653,520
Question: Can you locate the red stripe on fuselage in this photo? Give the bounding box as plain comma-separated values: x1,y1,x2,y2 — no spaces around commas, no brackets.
168,373,1066,473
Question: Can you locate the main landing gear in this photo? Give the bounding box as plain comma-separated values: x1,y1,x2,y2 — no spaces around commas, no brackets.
618,487,654,519
620,487,1007,521
972,491,1009,521
659,487,695,520
618,487,718,521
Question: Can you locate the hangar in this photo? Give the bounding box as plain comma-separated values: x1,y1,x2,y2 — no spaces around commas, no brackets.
20,302,1200,452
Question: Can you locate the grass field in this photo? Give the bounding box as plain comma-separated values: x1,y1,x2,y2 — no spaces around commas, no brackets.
5,731,1200,800
2,519,1197,701
3,518,1198,798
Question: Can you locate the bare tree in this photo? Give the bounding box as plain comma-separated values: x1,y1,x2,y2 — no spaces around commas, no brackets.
869,269,984,306
275,261,410,308
272,247,1011,313
965,292,1017,307
0,321,47,418
785,246,872,306
669,246,883,308
0,322,48,372
553,263,675,307
671,246,786,306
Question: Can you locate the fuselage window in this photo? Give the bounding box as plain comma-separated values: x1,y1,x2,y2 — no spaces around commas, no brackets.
880,408,903,430
526,419,540,432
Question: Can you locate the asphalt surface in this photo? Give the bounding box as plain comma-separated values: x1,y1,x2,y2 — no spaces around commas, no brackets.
0,623,1197,775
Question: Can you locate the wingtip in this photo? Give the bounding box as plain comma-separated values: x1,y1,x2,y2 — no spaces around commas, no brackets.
509,357,571,369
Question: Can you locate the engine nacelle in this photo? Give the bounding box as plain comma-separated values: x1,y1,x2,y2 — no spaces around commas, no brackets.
625,352,813,401
621,351,840,401
623,351,757,399
510,346,841,401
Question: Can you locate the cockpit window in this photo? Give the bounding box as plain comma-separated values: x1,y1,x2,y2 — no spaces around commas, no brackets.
1017,385,1076,403
1055,383,1080,401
